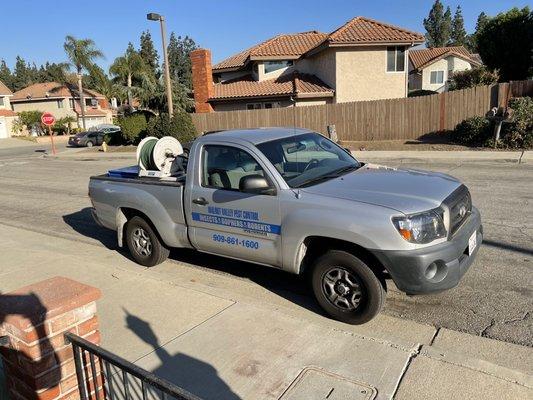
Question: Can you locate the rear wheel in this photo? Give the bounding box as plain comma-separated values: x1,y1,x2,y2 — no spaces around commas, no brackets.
125,216,169,267
86,141,94,148
311,250,385,324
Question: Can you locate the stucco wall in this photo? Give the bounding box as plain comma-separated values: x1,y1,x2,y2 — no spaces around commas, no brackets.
335,46,408,102
0,95,12,110
11,98,77,119
295,98,330,107
296,48,337,90
421,56,473,92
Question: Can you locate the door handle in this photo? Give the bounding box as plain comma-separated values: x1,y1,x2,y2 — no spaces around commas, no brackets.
192,197,209,206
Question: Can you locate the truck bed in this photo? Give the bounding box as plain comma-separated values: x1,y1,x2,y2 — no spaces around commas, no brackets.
91,166,186,187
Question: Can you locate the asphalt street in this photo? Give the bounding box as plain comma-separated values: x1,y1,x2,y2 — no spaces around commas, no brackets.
0,146,531,347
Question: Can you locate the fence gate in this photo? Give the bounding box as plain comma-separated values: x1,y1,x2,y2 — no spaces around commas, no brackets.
64,333,200,400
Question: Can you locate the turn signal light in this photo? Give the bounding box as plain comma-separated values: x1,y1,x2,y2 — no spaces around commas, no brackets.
398,228,412,241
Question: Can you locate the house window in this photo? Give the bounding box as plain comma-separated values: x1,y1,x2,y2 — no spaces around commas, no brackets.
0,97,4,107
85,98,96,107
387,46,405,72
430,70,444,84
69,99,75,109
57,99,63,109
246,102,281,110
264,60,293,74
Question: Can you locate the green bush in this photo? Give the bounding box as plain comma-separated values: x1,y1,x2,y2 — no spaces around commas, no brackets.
117,113,148,144
499,97,533,149
17,111,45,135
448,67,499,91
452,116,493,146
103,131,124,145
146,111,197,143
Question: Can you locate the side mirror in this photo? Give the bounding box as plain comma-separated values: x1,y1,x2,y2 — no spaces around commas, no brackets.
239,175,276,195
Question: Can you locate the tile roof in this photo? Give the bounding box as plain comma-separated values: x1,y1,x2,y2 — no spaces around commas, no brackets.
211,73,334,100
12,82,105,102
75,108,108,116
409,46,480,70
326,17,424,45
213,32,327,71
213,17,424,71
0,80,13,96
0,109,17,117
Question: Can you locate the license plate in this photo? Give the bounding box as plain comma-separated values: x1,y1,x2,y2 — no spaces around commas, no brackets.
468,231,477,255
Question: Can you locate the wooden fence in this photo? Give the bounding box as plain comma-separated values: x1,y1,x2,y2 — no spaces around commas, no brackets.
190,81,532,142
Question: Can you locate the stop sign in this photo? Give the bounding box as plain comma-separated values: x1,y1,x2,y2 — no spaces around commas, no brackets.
41,112,55,126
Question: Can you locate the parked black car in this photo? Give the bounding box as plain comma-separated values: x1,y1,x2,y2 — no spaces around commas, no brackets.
68,127,121,147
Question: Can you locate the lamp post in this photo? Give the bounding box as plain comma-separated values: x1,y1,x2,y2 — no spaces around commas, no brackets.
147,12,173,117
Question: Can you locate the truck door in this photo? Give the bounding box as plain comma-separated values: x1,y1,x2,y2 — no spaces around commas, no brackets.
186,144,282,267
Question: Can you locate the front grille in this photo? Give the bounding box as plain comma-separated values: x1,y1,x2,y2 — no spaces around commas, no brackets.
443,185,472,236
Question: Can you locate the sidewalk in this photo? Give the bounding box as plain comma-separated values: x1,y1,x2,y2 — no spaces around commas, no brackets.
1,223,531,399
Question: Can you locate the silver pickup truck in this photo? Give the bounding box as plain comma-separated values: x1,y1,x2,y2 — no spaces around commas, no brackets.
89,128,482,324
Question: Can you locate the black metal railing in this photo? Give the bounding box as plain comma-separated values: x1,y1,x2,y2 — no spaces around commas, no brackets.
64,333,200,400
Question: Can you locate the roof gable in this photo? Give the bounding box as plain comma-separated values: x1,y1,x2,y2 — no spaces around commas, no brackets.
213,16,424,72
327,16,424,45
0,80,13,96
409,46,480,70
12,82,105,102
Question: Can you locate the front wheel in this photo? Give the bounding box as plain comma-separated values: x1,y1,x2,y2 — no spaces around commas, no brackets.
311,250,385,324
125,216,170,267
86,141,94,148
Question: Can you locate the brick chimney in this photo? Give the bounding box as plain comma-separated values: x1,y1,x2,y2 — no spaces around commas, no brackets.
191,49,214,113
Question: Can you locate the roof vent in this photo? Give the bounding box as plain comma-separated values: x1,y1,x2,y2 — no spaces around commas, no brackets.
26,94,32,100
45,92,50,97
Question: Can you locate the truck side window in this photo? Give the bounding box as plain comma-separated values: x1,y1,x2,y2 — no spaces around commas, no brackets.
202,145,266,191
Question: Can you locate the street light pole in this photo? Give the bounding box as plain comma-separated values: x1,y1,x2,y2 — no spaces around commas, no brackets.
147,13,173,117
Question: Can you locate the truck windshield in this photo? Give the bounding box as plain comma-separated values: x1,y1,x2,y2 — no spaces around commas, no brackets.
256,132,360,188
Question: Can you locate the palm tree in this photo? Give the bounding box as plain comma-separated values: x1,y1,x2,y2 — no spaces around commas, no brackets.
63,36,104,129
109,43,151,108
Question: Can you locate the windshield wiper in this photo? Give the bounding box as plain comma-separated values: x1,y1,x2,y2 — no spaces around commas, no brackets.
293,164,359,188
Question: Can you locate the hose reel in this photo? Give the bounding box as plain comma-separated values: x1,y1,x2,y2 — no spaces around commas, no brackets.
136,136,184,178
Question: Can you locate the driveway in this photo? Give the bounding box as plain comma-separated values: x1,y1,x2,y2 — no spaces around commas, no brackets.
0,154,531,346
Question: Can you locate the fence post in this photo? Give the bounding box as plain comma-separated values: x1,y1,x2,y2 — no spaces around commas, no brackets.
438,92,446,132
0,276,102,400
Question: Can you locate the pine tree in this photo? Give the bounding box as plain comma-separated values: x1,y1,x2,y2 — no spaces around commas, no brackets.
423,0,452,47
12,56,34,91
450,6,467,46
140,31,159,78
0,60,13,90
467,12,491,53
167,32,198,90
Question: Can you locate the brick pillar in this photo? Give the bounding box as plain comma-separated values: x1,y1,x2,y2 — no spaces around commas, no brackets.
191,49,214,113
0,277,102,400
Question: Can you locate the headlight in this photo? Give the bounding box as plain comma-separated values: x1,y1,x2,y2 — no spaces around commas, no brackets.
392,208,447,244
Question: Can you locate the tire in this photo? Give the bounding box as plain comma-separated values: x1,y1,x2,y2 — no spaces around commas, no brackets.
125,216,170,267
311,250,385,324
86,141,94,148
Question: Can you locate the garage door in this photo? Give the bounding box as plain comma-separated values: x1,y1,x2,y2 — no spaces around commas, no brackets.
0,118,8,139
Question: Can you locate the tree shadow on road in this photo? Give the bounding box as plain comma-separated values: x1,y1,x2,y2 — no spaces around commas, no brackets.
123,309,241,400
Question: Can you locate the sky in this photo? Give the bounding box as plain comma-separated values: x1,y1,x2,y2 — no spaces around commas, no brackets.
0,0,530,71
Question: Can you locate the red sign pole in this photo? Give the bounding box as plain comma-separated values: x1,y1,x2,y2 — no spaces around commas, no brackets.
41,112,56,155
48,125,56,155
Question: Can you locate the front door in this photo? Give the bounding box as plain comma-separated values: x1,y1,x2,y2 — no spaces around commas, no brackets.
186,144,282,267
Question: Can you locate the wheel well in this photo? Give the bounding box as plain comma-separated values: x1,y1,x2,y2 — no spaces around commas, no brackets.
300,236,388,288
119,208,164,246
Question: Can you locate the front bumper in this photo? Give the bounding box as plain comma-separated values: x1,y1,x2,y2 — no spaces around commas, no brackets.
373,207,482,295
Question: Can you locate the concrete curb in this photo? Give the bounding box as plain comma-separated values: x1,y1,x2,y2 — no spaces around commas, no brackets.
353,150,531,163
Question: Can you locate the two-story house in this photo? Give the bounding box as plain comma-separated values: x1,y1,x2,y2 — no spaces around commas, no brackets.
0,80,17,139
191,16,424,112
10,82,113,129
408,46,482,93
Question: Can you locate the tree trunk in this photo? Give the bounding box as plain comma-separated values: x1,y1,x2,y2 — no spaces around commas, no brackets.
77,71,86,130
127,74,133,108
